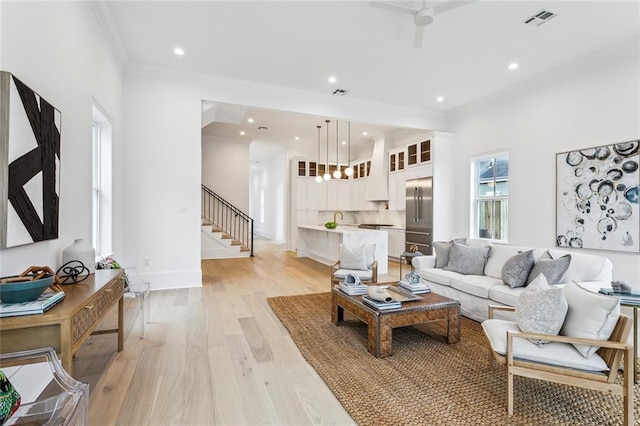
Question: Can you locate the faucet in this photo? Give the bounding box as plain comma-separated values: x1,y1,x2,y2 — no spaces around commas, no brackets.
333,211,343,223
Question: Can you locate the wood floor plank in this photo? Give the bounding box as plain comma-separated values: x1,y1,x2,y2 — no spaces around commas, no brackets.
79,239,359,425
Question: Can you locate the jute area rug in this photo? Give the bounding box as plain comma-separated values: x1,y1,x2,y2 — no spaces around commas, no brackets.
267,292,639,426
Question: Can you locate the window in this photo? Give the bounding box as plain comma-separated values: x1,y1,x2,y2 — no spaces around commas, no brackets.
92,106,113,256
472,153,509,241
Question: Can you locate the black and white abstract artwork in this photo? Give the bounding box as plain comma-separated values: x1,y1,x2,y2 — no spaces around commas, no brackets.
556,141,639,253
0,71,61,249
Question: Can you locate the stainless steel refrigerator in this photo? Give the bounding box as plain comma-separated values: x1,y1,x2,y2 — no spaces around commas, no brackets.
405,176,433,255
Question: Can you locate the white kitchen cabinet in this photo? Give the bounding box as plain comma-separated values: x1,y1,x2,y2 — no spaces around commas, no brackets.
296,176,327,211
327,179,353,211
388,170,406,211
386,229,405,259
353,178,375,210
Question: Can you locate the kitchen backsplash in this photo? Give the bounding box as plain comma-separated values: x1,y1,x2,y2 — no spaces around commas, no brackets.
318,209,405,228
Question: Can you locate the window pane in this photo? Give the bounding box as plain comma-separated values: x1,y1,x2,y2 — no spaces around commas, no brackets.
477,159,495,197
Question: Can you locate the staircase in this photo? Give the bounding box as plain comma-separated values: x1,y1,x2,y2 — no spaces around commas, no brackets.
201,184,254,259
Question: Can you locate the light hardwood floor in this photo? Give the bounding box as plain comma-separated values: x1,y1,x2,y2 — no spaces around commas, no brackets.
74,239,402,425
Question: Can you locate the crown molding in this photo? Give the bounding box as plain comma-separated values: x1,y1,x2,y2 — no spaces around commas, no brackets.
89,0,128,68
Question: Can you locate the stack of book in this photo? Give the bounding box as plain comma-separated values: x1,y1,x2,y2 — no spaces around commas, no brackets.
339,281,368,296
0,291,65,318
598,288,640,305
362,296,401,310
398,280,430,294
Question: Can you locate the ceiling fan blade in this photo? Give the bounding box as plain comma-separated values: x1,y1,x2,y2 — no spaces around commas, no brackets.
413,26,424,48
433,0,477,15
370,0,420,15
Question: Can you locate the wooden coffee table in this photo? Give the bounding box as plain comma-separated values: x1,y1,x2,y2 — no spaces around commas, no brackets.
331,283,460,358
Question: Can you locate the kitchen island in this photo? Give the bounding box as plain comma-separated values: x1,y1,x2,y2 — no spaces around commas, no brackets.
297,225,388,274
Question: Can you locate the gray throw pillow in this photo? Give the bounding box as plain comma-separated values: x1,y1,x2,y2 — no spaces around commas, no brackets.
515,273,568,347
443,241,490,275
501,250,535,288
432,241,451,268
526,253,571,285
433,238,467,268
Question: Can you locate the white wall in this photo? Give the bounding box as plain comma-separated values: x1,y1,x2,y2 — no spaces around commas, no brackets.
202,135,249,212
448,50,640,284
249,151,286,241
0,2,123,275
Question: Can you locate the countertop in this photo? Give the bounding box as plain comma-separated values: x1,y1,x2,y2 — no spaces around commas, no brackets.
298,225,404,233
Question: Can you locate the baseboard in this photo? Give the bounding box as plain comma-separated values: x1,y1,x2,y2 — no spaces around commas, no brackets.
137,268,202,290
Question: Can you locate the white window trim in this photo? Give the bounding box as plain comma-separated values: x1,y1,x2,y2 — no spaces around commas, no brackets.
470,151,510,243
92,104,113,258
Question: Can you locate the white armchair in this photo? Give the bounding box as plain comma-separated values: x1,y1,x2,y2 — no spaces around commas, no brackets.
331,243,378,287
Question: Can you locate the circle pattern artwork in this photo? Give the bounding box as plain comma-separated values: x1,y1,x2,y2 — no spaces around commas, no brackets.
557,141,639,252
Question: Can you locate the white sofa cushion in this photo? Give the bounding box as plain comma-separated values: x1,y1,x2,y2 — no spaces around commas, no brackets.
482,319,609,372
549,249,612,283
420,268,459,286
561,281,620,358
488,284,524,307
484,244,534,279
450,274,503,299
515,274,568,347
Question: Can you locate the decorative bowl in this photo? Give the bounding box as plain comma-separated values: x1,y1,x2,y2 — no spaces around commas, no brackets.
0,274,55,303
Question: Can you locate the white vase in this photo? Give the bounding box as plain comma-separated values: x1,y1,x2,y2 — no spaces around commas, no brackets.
62,239,96,273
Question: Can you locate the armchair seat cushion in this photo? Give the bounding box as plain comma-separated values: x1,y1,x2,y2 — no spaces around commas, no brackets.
333,269,373,281
482,319,609,372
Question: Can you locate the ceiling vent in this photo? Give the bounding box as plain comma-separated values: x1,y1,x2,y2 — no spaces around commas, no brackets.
258,126,269,131
523,9,556,26
332,89,349,96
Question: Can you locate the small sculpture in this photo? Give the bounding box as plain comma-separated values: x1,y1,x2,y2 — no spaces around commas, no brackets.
367,286,393,302
405,270,420,284
408,244,419,253
611,280,632,294
344,273,361,286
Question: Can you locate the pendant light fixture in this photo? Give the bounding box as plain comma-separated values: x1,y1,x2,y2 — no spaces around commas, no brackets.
333,120,341,179
323,120,331,181
315,125,323,183
344,121,354,177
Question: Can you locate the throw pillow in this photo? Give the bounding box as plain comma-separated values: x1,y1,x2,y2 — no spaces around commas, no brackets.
432,241,451,268
501,250,535,288
339,244,368,270
443,241,490,275
515,273,568,347
526,252,571,285
560,281,621,358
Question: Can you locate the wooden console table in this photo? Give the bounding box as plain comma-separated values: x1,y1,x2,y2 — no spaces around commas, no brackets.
0,269,125,376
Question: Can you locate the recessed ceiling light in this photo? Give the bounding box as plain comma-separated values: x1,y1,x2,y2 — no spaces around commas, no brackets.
436,96,444,102
247,118,254,123
508,62,519,70
295,136,300,141
239,131,245,136
174,47,185,56
362,131,368,136
328,76,337,83
341,140,346,145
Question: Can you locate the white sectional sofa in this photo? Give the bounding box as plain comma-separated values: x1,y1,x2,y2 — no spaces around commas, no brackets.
411,240,613,322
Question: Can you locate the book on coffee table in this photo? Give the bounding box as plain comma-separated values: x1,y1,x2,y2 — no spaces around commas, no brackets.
599,288,640,305
398,280,430,294
362,296,401,310
338,282,368,295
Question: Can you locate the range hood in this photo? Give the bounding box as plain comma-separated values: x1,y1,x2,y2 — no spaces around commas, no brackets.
365,136,389,201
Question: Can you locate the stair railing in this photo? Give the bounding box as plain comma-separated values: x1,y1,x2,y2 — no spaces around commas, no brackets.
201,184,254,257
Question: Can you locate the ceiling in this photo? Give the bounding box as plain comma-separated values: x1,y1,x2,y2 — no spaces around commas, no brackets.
100,0,640,160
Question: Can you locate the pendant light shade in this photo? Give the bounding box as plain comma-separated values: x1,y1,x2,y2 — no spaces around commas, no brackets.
344,121,354,176
315,125,323,183
323,120,331,181
333,120,341,179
